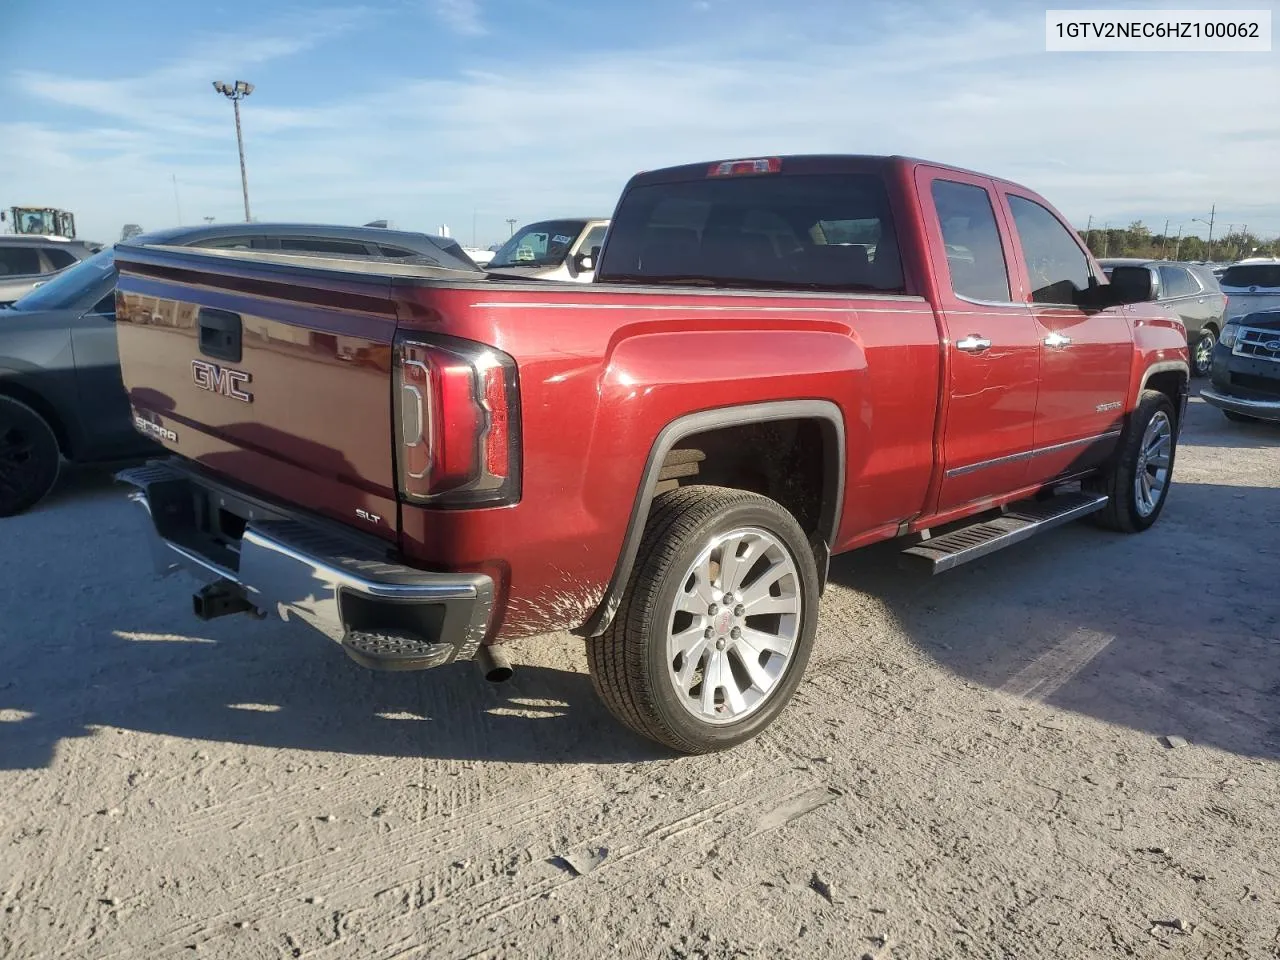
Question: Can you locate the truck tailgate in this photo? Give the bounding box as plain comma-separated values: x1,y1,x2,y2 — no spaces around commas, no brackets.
114,246,401,541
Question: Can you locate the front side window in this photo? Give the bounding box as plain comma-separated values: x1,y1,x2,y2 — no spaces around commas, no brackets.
579,224,608,255
1006,195,1092,305
931,180,1011,302
596,173,905,293
43,248,79,270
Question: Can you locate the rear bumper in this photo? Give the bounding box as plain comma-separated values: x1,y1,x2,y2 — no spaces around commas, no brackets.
1200,387,1280,422
117,461,494,670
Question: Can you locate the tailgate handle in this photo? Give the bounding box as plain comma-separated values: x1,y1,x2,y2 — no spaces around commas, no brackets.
198,308,243,364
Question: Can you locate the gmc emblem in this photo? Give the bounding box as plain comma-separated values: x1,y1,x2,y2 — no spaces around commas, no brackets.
191,359,253,402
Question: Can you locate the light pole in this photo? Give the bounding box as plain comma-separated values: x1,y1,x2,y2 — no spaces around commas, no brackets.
1192,204,1215,262
212,80,255,222
506,218,517,237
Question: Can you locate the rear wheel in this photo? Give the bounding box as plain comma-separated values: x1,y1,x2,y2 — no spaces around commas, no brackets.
1086,390,1177,533
0,396,61,518
1192,329,1216,377
586,486,819,753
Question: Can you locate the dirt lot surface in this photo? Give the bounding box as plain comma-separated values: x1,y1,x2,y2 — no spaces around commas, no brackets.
2,388,1278,960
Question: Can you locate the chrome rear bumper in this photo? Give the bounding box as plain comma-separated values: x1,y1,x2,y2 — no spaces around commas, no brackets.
117,461,494,670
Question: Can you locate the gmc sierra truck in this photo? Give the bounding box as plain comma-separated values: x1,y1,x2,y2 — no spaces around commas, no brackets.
113,155,1189,753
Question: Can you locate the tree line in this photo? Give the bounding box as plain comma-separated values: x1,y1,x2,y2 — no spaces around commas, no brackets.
1078,221,1279,262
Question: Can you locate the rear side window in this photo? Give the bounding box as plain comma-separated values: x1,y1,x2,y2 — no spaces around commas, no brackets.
596,173,905,293
44,248,79,270
1221,264,1280,289
278,237,372,256
200,236,256,250
1006,195,1092,305
930,180,1011,303
1157,265,1198,299
0,246,43,276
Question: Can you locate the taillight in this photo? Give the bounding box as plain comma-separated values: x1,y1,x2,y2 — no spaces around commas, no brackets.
707,157,782,177
393,335,521,507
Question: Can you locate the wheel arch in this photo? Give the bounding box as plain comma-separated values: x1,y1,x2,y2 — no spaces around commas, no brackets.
1138,361,1190,428
0,375,73,456
576,399,846,638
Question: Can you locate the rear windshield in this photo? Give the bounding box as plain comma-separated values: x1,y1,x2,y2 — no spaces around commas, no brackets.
1220,264,1280,289
596,173,905,293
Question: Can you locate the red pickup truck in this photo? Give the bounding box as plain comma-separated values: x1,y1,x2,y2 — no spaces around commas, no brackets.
114,155,1189,753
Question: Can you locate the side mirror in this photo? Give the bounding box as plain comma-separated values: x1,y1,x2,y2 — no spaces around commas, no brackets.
573,252,595,273
1078,265,1156,310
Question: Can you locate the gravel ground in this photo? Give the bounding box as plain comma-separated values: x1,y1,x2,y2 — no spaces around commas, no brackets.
2,386,1278,960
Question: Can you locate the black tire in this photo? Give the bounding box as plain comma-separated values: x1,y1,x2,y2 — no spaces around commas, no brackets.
1223,410,1257,424
0,396,61,518
1085,390,1177,533
1191,328,1216,378
586,485,820,754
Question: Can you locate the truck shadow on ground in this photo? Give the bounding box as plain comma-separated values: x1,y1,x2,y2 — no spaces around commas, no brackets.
0,624,664,770
1,473,1275,770
823,478,1280,764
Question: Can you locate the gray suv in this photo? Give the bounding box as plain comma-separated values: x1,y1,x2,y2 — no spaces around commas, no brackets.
1099,258,1228,377
0,236,99,306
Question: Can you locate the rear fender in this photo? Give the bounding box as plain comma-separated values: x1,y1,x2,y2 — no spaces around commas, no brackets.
575,399,846,638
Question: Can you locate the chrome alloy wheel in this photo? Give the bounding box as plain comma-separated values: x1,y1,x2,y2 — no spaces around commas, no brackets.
1194,330,1216,376
665,526,802,724
1134,410,1173,517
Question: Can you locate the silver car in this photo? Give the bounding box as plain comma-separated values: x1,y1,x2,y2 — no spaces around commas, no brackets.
1099,258,1228,377
0,236,98,306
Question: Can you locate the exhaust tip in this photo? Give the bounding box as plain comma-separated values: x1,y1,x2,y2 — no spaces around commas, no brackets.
476,645,514,683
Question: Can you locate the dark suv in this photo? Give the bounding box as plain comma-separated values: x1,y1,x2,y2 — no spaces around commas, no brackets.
1099,258,1227,376
1201,310,1280,424
0,223,481,516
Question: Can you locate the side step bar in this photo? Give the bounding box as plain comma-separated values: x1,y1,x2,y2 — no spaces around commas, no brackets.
901,492,1108,575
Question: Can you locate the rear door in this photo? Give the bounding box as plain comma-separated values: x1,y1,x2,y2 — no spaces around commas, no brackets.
999,190,1132,483
916,169,1041,512
114,248,401,540
1157,263,1211,338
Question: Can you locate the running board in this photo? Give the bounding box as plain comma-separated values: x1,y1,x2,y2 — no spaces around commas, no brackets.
901,492,1108,575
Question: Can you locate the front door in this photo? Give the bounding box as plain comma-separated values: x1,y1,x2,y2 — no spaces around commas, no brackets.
917,170,1042,513
1000,190,1133,482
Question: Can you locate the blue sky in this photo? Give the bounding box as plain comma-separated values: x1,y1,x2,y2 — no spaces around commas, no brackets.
3,0,1278,246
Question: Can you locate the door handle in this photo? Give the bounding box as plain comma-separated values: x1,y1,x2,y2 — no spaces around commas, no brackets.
1043,331,1072,348
956,335,992,353
197,308,243,364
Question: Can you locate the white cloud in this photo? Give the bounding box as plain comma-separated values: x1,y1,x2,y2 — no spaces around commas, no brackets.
431,0,484,36
6,6,1280,245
